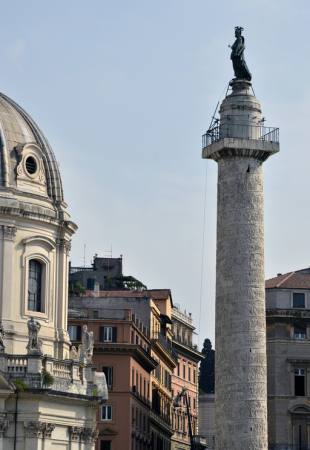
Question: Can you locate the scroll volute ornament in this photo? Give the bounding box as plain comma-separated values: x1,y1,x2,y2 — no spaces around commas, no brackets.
15,143,47,196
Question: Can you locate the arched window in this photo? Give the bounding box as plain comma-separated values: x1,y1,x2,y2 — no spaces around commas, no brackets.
28,259,43,312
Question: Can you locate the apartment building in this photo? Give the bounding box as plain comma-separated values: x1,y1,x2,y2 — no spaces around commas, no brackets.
266,268,310,450
171,306,203,450
68,289,177,450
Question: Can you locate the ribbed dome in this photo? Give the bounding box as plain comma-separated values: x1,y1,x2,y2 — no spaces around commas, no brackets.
0,92,63,203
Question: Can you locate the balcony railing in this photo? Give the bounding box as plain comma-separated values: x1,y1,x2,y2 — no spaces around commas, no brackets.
69,266,93,274
173,334,198,351
202,124,279,148
152,333,172,353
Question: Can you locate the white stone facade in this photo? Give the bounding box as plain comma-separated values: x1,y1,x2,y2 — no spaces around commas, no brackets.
203,80,279,450
0,92,107,449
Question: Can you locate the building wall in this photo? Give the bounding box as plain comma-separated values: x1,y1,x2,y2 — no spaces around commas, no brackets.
266,281,310,450
199,394,215,449
69,302,157,450
171,307,202,450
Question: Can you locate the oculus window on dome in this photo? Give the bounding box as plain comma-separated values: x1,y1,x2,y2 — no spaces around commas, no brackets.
25,156,38,175
28,259,43,312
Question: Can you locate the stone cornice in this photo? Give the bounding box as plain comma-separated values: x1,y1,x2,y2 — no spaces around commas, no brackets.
202,137,279,162
266,308,310,321
95,344,157,372
172,339,203,362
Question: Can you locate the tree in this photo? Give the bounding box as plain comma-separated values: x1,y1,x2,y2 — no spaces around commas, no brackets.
199,338,215,393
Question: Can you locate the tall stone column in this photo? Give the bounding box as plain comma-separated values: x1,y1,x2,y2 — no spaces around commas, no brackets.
202,79,279,449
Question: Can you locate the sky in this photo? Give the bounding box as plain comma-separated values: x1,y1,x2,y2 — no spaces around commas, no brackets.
1,0,310,347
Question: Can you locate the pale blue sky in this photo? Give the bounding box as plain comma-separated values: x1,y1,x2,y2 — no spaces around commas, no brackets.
1,0,310,346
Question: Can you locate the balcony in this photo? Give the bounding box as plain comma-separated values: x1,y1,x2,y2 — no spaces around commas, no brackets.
1,353,108,399
173,334,198,351
202,124,279,149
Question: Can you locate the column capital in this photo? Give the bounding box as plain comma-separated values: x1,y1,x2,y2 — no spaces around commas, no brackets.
56,238,71,254
0,225,17,241
0,413,9,437
24,421,55,438
69,426,83,441
81,427,98,444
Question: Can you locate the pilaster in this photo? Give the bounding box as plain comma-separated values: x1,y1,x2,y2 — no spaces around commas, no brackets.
55,238,71,359
0,225,16,322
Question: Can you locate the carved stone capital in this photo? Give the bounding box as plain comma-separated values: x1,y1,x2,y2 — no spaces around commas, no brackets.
24,421,55,438
1,225,17,241
69,426,83,441
56,238,71,254
81,427,98,443
0,414,9,436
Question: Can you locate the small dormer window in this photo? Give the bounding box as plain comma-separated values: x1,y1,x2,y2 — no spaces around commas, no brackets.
28,259,43,312
25,156,38,175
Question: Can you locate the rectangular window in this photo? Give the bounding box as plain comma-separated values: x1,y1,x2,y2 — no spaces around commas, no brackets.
28,259,43,312
293,293,305,308
188,367,191,382
100,441,111,450
100,326,117,342
87,278,96,290
101,405,113,421
183,364,186,379
68,325,81,341
102,367,113,389
294,325,307,340
294,368,306,396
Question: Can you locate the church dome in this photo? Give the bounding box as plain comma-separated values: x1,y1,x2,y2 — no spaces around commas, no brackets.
0,92,64,204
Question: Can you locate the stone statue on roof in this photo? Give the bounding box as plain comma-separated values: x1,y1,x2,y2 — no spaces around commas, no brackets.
230,26,252,81
79,325,94,364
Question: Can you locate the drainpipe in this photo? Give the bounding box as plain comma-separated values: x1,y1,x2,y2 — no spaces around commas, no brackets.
13,391,18,450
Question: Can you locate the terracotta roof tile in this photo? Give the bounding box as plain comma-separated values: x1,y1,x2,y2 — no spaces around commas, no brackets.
266,270,310,289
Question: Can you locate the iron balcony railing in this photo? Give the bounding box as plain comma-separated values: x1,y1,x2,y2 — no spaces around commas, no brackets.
202,124,279,148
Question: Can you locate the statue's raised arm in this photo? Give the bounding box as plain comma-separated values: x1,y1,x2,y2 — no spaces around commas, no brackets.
230,26,252,81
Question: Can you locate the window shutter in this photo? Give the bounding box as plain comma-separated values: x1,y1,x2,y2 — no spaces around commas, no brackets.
112,327,117,342
100,327,105,342
76,325,82,341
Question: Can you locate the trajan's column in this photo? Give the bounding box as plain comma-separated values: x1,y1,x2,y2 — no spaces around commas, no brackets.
202,27,279,449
